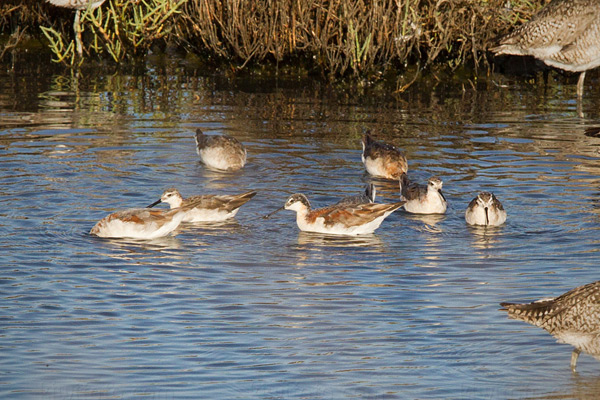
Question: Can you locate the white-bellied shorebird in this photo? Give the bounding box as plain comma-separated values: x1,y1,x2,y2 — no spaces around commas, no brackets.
465,192,506,226
91,207,186,239
399,174,447,214
265,193,403,235
147,188,256,222
195,128,247,171
361,132,408,180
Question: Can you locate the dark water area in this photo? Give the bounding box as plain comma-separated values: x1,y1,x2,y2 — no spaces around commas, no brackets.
2,55,600,399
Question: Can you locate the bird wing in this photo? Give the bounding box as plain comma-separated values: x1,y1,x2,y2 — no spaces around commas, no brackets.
402,182,427,201
311,203,402,228
185,191,256,212
494,1,597,53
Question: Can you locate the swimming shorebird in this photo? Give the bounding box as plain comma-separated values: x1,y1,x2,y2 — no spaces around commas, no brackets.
195,128,247,171
147,188,256,222
399,174,447,214
490,0,600,98
90,207,187,239
501,280,600,371
334,183,376,206
45,0,107,57
465,192,507,226
264,193,404,235
361,132,408,180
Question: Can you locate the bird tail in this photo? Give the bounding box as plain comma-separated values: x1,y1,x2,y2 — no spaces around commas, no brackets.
226,191,257,210
499,300,557,328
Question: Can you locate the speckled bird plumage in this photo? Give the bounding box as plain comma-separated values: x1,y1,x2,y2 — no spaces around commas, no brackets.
491,0,600,97
501,280,600,371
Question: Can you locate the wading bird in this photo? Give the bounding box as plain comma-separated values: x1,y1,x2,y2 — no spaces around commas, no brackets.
491,0,600,98
45,0,107,57
501,280,600,372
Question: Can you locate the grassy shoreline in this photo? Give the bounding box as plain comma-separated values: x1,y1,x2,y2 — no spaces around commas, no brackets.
1,0,546,79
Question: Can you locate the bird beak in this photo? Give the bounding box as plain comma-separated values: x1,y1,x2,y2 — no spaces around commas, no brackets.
439,189,446,202
263,205,285,219
484,207,489,225
147,199,162,208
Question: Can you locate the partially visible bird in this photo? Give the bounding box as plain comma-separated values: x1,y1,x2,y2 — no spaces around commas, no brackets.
399,174,447,214
361,132,408,180
45,0,107,57
195,129,247,171
147,188,257,222
334,183,376,206
490,0,600,97
90,207,186,239
501,280,600,372
465,192,507,226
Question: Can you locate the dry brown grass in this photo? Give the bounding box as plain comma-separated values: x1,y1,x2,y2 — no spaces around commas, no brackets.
1,0,546,78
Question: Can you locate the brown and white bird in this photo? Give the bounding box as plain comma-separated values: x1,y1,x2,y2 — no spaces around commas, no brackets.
361,132,408,180
147,188,256,222
491,0,600,97
195,129,247,171
264,193,403,235
399,174,447,214
465,192,506,226
90,196,209,239
45,0,107,57
501,280,600,371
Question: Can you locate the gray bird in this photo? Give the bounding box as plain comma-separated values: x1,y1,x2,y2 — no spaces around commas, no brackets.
195,129,247,171
491,0,600,97
501,280,600,371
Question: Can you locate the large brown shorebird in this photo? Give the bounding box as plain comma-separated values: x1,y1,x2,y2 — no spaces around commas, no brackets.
491,0,600,97
501,280,600,372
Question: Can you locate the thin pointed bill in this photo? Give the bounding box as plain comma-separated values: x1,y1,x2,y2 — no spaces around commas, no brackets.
147,199,162,208
263,206,285,219
484,207,489,226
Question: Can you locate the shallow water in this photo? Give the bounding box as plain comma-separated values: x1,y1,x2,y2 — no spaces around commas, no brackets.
2,60,600,399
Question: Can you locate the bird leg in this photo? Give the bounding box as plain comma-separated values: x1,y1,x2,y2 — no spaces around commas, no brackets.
570,348,581,372
576,71,586,98
74,9,83,57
